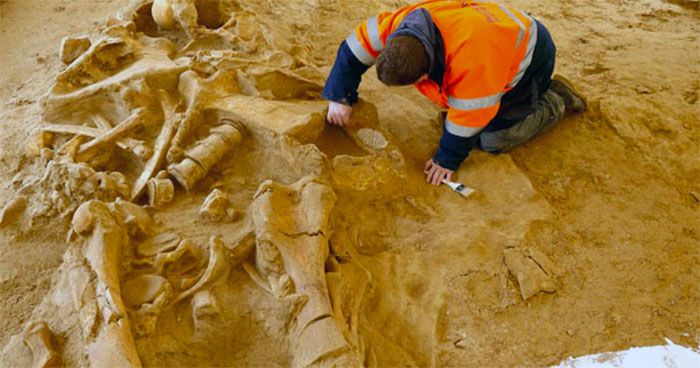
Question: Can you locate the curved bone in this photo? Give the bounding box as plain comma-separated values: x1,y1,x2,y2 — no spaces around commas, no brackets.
175,235,229,303
131,106,179,201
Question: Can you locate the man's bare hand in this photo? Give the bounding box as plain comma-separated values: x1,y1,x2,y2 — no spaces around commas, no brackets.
327,101,352,126
424,159,453,186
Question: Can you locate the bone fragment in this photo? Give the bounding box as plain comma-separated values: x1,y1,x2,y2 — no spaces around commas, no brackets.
192,290,220,330
168,120,244,191
41,124,144,155
154,238,201,278
122,274,172,308
77,108,146,162
146,173,175,207
90,114,112,130
131,109,179,201
199,189,233,222
59,36,91,65
175,235,229,303
136,232,182,257
42,124,101,137
152,0,177,29
504,247,557,300
22,321,61,368
0,195,27,226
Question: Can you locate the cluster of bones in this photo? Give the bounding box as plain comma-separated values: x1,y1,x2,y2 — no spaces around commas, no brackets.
1,0,558,366
0,0,392,366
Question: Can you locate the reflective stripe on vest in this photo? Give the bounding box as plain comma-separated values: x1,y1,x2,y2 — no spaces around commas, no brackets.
345,16,384,66
448,91,503,111
499,4,525,48
507,10,538,89
445,6,538,132
346,31,375,66
445,117,484,138
367,16,384,53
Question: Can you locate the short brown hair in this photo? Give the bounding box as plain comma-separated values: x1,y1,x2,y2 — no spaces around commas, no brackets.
376,35,429,86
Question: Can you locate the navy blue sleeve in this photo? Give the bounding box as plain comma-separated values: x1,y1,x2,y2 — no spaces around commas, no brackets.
432,124,474,171
322,40,370,105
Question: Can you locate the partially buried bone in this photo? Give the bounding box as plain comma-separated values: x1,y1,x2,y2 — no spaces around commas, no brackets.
76,107,148,163
191,289,220,331
325,259,372,352
70,200,144,367
154,238,201,282
131,99,179,201
133,231,204,291
175,235,229,303
356,128,388,151
42,27,184,122
41,124,149,159
22,321,61,368
168,119,245,191
123,274,172,308
165,73,244,164
0,195,27,227
151,0,199,36
2,160,131,227
146,171,175,207
122,274,174,337
251,176,361,367
503,247,557,301
59,36,91,65
110,198,155,238
199,188,239,222
136,232,183,258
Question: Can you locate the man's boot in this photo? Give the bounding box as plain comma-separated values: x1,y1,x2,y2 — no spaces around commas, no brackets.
550,75,588,113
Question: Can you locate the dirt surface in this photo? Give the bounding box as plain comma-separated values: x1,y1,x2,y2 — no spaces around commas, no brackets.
0,0,698,367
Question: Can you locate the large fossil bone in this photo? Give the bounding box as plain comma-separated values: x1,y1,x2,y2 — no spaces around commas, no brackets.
251,176,361,367
131,99,180,201
168,118,245,191
166,74,242,164
76,107,148,162
70,200,146,367
40,123,148,158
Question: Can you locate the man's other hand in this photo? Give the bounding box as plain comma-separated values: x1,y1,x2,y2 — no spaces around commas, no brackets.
424,159,453,186
327,101,352,126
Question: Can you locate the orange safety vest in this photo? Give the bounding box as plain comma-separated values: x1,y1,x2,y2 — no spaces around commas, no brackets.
345,0,538,137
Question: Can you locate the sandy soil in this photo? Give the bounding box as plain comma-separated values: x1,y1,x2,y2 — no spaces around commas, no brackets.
0,0,698,367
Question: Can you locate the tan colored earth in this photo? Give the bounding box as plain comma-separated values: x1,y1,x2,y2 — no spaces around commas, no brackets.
0,0,698,367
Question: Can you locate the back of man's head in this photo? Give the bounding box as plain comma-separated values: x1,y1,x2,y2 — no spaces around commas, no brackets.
376,35,429,86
